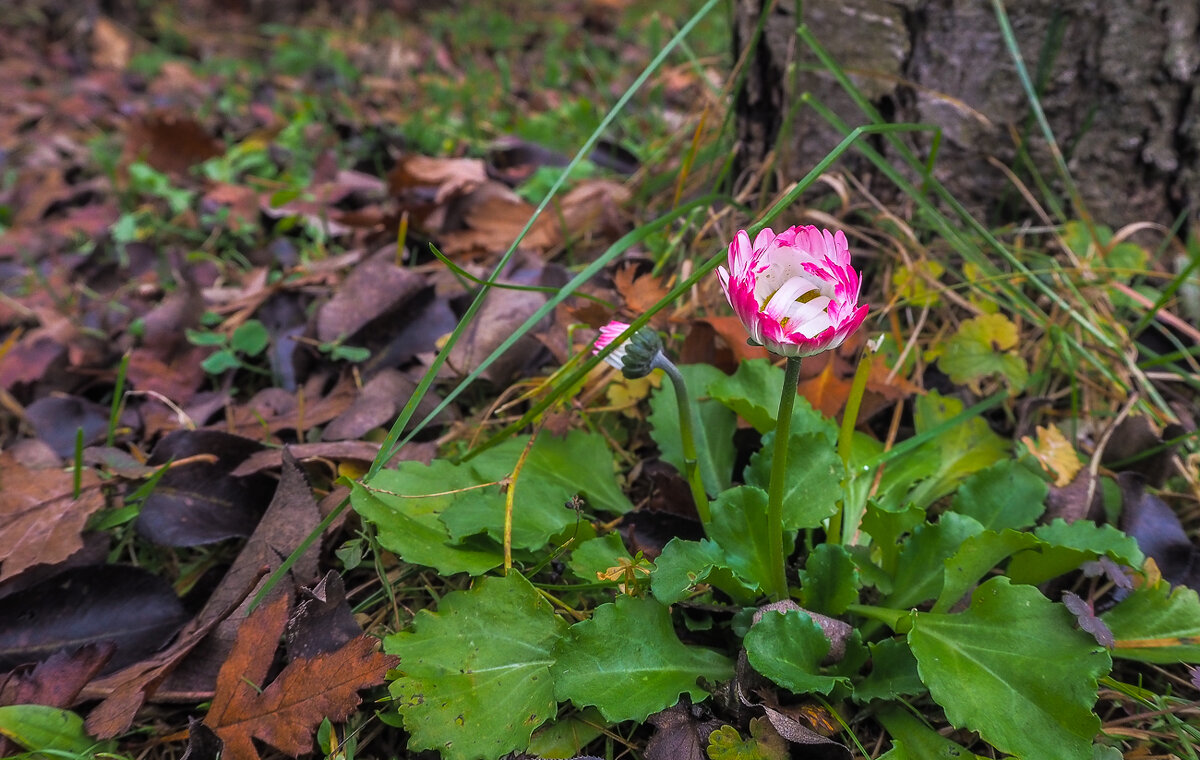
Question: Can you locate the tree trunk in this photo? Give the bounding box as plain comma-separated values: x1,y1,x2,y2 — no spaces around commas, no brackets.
733,0,1200,231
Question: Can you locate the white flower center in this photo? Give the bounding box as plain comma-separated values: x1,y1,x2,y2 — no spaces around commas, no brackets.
761,274,835,338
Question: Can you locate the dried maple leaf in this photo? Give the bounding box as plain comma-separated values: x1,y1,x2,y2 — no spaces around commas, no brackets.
613,261,670,319
204,595,397,760
0,452,106,581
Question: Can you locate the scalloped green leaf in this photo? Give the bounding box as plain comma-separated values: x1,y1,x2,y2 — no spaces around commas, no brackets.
707,486,794,595
650,538,757,605
885,512,985,610
1101,576,1200,663
853,639,924,704
383,572,568,760
552,595,733,723
745,431,843,530
744,609,851,696
567,533,634,583
799,543,860,615
934,313,1028,393
909,577,1111,760
899,392,1010,508
875,705,988,760
648,363,737,495
349,475,501,577
935,529,1042,613
950,459,1047,530
708,359,835,440
1008,519,1144,585
444,433,628,549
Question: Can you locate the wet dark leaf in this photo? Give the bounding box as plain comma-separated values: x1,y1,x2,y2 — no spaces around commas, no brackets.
0,643,115,707
322,369,453,441
1102,416,1185,488
0,565,187,674
285,571,362,660
1118,473,1200,590
25,395,112,458
316,251,427,344
151,448,321,701
644,698,721,760
135,430,275,546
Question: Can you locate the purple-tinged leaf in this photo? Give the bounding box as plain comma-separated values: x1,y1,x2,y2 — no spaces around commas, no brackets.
1062,591,1115,648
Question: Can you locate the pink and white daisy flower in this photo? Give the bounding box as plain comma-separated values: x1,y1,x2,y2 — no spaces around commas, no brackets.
716,226,868,357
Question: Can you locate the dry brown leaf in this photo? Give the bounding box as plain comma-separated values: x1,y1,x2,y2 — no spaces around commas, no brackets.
388,154,488,203
82,569,266,738
797,355,853,419
91,17,134,70
205,594,397,760
124,110,223,177
613,261,670,317
0,453,106,581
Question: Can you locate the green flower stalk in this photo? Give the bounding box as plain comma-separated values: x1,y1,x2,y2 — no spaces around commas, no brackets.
716,225,869,601
594,321,712,527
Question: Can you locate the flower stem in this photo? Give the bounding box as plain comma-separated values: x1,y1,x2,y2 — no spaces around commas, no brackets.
766,356,802,601
656,356,712,528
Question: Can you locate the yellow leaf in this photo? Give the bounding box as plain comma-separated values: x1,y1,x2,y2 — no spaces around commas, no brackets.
1020,424,1080,487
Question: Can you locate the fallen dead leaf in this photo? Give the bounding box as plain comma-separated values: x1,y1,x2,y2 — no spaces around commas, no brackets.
0,452,106,582
204,594,397,760
123,110,223,177
1021,424,1081,487
613,261,670,320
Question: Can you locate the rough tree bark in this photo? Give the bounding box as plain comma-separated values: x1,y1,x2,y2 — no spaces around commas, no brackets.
733,0,1200,230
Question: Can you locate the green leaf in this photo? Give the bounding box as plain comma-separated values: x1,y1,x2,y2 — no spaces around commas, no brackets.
909,577,1111,760
0,705,115,756
521,430,634,515
650,538,757,605
709,358,836,440
934,313,1028,392
903,392,1010,508
707,486,793,596
885,512,985,610
798,544,860,615
201,349,242,374
1008,519,1144,586
935,529,1041,612
745,431,843,530
950,459,1047,530
185,328,227,347
706,719,787,760
527,707,606,759
853,639,924,703
441,436,584,550
567,533,634,583
1101,577,1200,663
859,501,925,577
552,595,733,722
874,704,988,759
231,319,270,356
384,573,568,760
743,609,850,696
708,358,781,433
648,363,737,495
351,469,502,576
